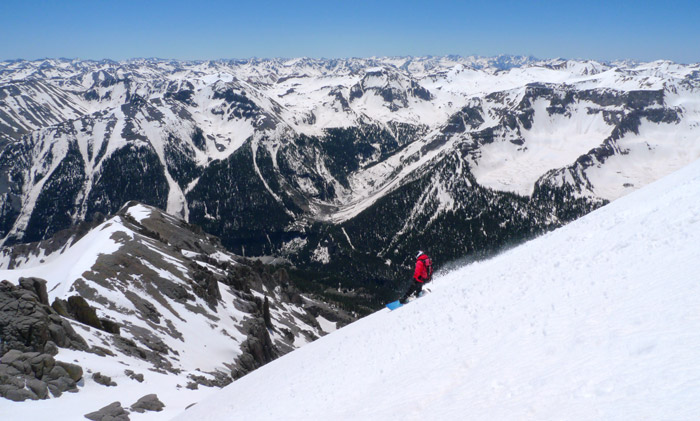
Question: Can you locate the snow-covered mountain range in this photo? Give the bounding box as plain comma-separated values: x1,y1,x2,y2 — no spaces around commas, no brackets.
0,202,353,417
170,147,700,421
1,56,699,295
1,54,699,419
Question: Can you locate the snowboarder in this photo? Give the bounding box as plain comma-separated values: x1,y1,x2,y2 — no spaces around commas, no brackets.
399,251,433,304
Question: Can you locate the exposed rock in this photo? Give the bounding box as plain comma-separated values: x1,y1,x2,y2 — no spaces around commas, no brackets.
90,346,116,357
26,377,48,399
130,393,164,413
45,364,69,380
110,335,174,373
99,318,121,335
46,376,75,397
18,277,49,305
1,349,24,365
1,280,53,352
55,361,83,382
190,264,221,308
51,298,70,317
27,352,55,378
43,340,59,356
52,295,122,336
67,295,104,331
0,280,88,353
124,369,144,383
0,349,80,401
122,291,161,323
92,372,117,387
231,317,277,380
1,201,359,404
186,372,231,389
3,386,37,402
84,401,130,421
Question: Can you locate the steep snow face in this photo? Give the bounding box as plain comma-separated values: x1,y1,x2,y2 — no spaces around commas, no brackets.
174,159,700,421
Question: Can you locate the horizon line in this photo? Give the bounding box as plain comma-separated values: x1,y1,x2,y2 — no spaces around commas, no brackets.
1,55,694,65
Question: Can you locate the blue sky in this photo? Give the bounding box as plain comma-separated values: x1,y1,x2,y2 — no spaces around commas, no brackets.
1,0,698,63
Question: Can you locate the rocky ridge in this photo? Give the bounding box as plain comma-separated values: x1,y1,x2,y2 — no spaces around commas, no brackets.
0,201,355,411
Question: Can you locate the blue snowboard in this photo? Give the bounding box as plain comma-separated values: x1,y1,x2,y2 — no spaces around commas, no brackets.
386,300,403,310
386,291,428,310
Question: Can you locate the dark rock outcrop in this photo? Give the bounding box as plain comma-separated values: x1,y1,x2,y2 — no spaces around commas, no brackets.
130,393,165,413
0,279,87,353
0,349,82,401
124,369,144,382
52,295,122,335
84,401,130,421
92,372,117,387
231,317,277,380
0,278,88,401
18,277,49,306
66,295,104,330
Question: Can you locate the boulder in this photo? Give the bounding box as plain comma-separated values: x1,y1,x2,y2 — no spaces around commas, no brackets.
130,393,165,413
0,281,51,352
45,364,70,380
48,315,89,350
55,361,83,382
1,349,24,365
26,378,48,399
92,372,117,387
84,401,130,421
43,341,59,356
4,387,38,402
46,376,75,397
28,353,55,378
124,369,144,383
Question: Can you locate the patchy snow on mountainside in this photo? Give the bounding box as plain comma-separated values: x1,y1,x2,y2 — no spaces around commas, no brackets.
174,159,700,421
470,98,612,195
1,56,699,308
0,203,355,420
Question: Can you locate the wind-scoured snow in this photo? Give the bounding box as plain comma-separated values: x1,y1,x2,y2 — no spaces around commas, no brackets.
174,159,700,420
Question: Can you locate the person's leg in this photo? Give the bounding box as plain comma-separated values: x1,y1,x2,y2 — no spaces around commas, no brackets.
400,282,413,303
414,281,423,297
400,280,421,303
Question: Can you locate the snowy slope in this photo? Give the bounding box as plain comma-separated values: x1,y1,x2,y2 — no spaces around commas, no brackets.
174,158,700,421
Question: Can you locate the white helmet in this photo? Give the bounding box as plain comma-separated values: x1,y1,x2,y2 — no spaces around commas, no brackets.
416,250,425,259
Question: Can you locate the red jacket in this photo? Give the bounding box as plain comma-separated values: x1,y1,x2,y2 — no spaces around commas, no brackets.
414,254,432,283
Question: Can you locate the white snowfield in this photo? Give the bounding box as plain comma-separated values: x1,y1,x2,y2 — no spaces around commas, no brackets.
174,158,700,421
